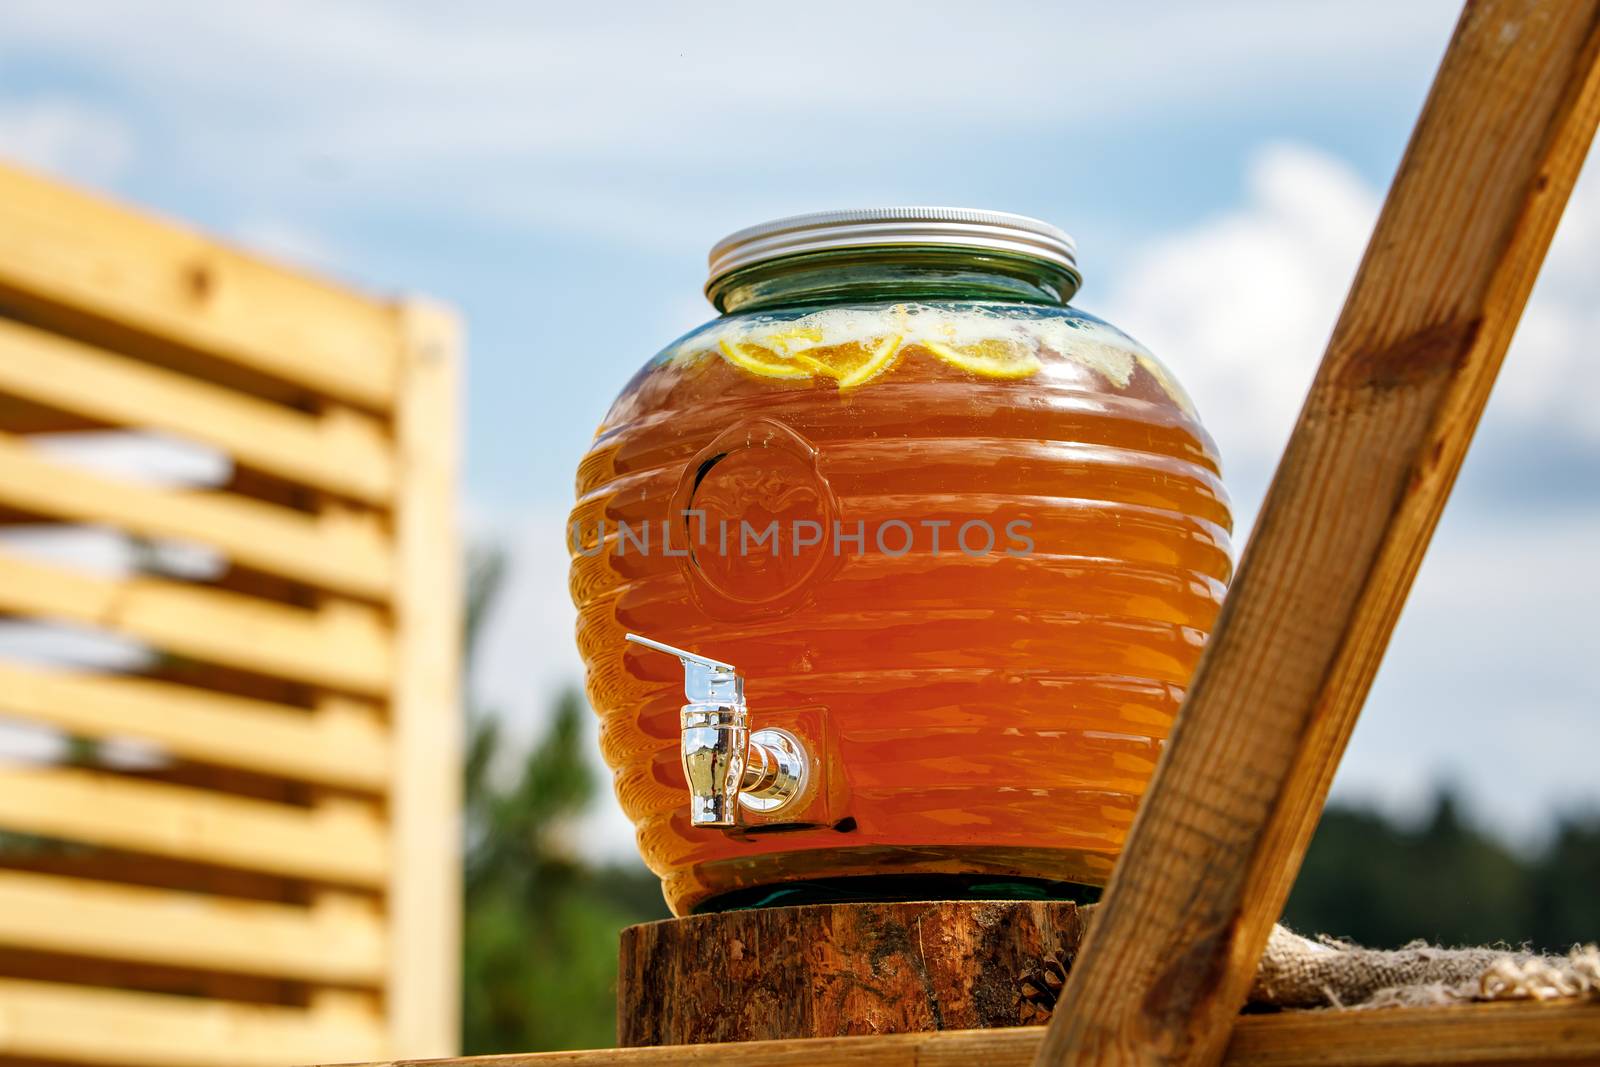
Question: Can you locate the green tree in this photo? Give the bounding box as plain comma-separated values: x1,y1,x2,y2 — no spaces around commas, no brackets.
1529,813,1600,951
1285,788,1578,951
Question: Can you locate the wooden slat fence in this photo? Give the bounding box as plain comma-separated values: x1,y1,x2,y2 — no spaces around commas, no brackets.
0,160,461,1066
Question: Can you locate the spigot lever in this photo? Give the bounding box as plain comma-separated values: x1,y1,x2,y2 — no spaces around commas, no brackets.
624,633,741,705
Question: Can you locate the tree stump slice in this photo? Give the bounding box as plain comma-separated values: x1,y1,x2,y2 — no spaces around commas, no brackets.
617,899,1085,1046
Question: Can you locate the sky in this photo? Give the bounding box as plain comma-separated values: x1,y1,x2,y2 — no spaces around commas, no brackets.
0,0,1594,858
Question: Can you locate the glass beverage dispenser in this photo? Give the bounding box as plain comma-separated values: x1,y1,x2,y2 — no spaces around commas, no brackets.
569,208,1233,914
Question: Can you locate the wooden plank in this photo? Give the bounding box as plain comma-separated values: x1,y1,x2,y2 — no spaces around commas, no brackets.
0,315,396,504
322,1001,1600,1067
0,868,384,984
0,160,399,410
1220,1001,1600,1067
0,430,393,599
1034,3,1600,1066
385,300,464,1058
0,660,389,791
0,549,393,696
0,765,388,887
0,976,386,1067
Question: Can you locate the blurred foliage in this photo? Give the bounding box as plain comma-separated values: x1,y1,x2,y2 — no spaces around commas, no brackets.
461,691,667,1052
1286,789,1600,952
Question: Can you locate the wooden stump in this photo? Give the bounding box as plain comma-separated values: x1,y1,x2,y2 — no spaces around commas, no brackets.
617,900,1085,1046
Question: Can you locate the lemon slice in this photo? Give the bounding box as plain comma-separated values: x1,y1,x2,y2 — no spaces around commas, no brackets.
924,337,1042,380
718,332,904,390
835,334,903,389
718,337,811,379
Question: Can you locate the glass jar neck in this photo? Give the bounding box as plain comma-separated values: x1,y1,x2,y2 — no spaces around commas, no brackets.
708,247,1081,314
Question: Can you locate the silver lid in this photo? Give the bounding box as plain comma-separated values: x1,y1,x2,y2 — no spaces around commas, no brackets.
706,206,1079,291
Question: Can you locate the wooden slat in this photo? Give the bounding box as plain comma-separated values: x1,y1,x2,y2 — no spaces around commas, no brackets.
1220,1001,1600,1067
386,301,464,1058
0,660,389,791
0,977,386,1067
1034,3,1600,1066
0,868,384,984
0,765,388,886
0,161,400,410
0,430,393,600
325,1002,1600,1067
0,315,396,504
0,549,393,696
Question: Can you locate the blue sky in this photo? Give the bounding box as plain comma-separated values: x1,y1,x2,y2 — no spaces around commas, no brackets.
2,0,1595,857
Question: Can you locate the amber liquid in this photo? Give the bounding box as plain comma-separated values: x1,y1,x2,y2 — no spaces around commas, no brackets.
572,318,1232,914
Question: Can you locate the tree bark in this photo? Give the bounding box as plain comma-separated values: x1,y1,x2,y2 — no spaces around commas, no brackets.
617,900,1085,1046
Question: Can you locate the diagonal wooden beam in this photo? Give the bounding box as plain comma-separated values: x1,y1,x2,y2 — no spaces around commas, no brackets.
1032,1,1600,1064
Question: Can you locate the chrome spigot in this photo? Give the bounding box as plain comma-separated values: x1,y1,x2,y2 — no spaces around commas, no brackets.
626,633,807,828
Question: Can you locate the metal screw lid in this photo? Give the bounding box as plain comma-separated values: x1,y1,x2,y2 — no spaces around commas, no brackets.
706,206,1079,291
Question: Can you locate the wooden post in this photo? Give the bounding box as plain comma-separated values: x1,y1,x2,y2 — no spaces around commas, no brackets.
618,901,1086,1046
387,300,465,1058
1033,2,1600,1065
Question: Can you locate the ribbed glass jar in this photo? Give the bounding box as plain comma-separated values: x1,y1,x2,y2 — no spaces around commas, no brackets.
569,230,1232,915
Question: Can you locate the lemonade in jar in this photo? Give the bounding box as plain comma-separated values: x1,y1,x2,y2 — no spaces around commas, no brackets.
569,208,1232,914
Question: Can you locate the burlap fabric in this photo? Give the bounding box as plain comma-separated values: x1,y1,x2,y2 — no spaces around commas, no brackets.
1248,924,1600,1010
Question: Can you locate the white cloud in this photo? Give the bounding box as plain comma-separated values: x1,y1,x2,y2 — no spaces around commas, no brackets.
32,431,231,489
1102,143,1600,518
0,96,132,183
1101,143,1380,496
0,2,1460,143
0,1,1462,242
0,719,67,767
